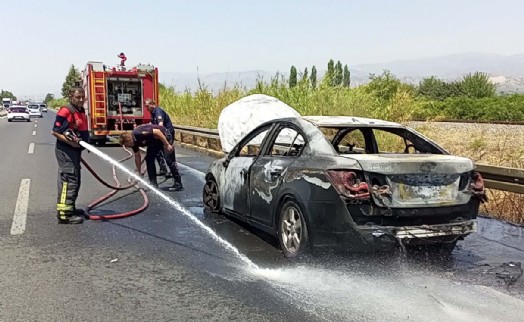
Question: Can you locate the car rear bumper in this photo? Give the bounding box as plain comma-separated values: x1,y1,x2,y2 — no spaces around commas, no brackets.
306,199,478,251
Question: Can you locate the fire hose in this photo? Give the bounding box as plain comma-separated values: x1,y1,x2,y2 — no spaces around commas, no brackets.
80,144,149,220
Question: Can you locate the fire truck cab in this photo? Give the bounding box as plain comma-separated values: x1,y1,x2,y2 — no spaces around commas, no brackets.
82,61,159,144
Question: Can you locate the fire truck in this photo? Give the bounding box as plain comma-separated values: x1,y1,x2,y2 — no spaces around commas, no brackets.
82,61,159,144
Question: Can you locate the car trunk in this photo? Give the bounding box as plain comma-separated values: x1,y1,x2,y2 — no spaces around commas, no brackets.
340,154,474,208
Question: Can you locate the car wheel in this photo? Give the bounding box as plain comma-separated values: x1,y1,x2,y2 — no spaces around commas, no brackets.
8,119,12,122
278,199,310,259
203,177,220,213
26,119,30,122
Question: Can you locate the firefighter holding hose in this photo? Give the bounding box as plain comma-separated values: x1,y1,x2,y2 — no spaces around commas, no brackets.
51,87,90,224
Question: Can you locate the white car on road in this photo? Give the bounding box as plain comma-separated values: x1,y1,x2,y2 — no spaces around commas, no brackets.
39,103,48,112
7,105,30,122
27,104,43,118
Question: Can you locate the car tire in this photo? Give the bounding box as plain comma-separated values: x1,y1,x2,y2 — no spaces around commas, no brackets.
278,199,310,259
26,119,30,122
203,177,221,213
8,119,12,122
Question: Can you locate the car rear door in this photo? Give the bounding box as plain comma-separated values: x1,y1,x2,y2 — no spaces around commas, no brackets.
249,123,306,227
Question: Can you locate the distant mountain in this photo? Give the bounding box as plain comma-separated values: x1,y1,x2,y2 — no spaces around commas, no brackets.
160,52,524,94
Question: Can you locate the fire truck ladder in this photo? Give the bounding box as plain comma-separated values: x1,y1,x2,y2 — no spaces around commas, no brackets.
92,71,107,128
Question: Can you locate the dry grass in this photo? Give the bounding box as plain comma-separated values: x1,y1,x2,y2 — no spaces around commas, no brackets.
409,121,524,225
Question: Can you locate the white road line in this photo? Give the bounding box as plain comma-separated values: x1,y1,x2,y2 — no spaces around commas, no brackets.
34,124,37,128
32,131,36,136
28,143,35,154
11,179,31,235
35,120,38,123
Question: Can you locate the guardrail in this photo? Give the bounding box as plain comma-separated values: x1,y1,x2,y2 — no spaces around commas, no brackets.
173,125,524,194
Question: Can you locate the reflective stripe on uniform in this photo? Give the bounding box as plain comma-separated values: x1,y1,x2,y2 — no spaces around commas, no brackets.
57,182,73,219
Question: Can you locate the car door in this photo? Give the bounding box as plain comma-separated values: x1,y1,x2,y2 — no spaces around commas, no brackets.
221,124,274,218
249,123,307,227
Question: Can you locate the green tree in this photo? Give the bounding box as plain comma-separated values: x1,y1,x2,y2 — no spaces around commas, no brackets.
323,59,335,87
343,65,351,87
302,67,309,82
334,61,343,86
459,72,496,98
310,66,317,89
366,70,406,102
289,65,298,88
0,90,16,101
61,64,81,98
43,93,54,104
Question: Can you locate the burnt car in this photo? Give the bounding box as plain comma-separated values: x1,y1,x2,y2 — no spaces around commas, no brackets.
203,116,486,258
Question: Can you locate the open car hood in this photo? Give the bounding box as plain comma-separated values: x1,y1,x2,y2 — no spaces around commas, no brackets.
217,94,300,153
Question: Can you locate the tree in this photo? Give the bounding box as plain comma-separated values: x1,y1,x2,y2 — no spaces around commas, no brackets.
334,61,343,86
310,66,317,89
343,65,351,88
323,59,335,87
460,72,496,98
366,70,405,102
302,67,309,82
61,64,81,98
0,90,16,101
43,93,54,104
289,65,298,88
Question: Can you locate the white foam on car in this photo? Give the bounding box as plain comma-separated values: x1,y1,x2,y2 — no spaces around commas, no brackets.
217,94,300,153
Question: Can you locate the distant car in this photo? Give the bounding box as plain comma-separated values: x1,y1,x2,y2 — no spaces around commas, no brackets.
7,106,31,122
27,104,43,118
39,103,48,112
203,116,487,258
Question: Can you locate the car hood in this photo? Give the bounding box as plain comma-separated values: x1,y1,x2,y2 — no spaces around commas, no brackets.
340,154,474,174
217,94,300,153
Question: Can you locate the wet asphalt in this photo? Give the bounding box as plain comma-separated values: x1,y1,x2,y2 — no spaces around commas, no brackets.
0,111,523,321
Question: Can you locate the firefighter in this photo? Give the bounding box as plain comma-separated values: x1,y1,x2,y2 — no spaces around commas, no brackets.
145,98,176,177
51,87,90,224
119,124,183,191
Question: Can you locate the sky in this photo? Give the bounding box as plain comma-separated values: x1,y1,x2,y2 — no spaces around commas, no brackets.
2,0,524,99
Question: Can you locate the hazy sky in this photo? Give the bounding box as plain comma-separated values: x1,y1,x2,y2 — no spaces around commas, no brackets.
2,0,524,98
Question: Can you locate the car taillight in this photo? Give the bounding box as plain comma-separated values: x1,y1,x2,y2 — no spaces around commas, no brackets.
470,171,488,202
326,170,370,199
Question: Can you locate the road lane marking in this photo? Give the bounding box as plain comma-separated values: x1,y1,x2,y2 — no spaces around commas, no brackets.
35,120,38,123
11,179,31,235
34,124,37,128
28,143,35,154
32,131,36,136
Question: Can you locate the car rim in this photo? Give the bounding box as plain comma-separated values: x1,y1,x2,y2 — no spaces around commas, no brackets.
281,206,302,253
203,180,219,211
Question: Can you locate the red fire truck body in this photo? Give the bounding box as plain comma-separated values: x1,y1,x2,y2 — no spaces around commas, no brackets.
82,61,159,144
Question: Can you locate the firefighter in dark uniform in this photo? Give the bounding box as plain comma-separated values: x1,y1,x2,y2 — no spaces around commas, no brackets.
119,124,183,191
51,87,90,224
145,98,175,177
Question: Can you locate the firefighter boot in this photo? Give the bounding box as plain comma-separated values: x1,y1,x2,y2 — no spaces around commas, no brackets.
57,212,84,224
168,175,184,191
74,208,88,219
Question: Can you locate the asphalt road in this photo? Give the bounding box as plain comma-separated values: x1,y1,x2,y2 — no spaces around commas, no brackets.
1,110,524,321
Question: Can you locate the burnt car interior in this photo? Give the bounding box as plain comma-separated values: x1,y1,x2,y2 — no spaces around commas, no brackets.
327,127,446,155
233,123,307,159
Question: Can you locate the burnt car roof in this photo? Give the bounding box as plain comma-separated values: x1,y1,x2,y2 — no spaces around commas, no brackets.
302,116,404,128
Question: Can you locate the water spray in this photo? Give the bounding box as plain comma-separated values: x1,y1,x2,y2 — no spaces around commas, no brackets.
79,140,260,270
